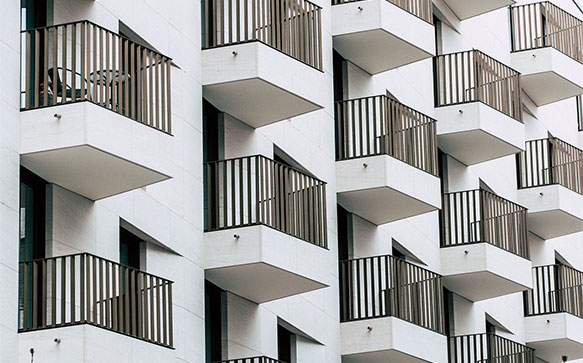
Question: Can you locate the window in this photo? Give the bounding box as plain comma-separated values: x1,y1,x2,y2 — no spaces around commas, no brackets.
337,204,353,261
120,227,142,270
205,281,224,363
333,50,347,102
433,15,443,56
19,167,47,329
278,325,296,363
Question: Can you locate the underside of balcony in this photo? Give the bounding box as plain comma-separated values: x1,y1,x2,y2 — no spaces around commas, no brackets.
332,0,435,74
442,0,515,20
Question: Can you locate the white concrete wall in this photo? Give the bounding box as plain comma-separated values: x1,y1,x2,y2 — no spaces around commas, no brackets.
217,0,341,359
343,1,583,362
4,0,583,362
15,0,206,362
0,0,23,362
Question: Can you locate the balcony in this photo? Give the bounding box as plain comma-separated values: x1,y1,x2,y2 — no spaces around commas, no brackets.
510,2,583,106
523,264,583,362
336,95,440,225
19,253,173,348
449,333,535,363
202,0,324,127
204,155,328,303
20,21,173,200
516,138,583,239
340,255,448,363
434,50,524,165
440,0,516,20
440,189,532,301
332,0,435,74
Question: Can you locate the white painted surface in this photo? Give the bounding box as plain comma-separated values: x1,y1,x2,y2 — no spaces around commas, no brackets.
436,102,525,166
332,0,435,74
518,185,583,239
202,42,326,127
442,0,516,20
525,313,583,363
204,225,329,303
20,102,173,200
511,47,583,106
441,243,532,301
340,317,448,363
336,154,441,225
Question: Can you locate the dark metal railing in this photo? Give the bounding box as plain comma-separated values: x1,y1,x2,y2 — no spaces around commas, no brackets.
339,254,445,334
18,253,173,348
21,20,172,133
202,0,323,70
517,138,583,195
449,333,536,363
510,1,583,64
213,357,285,363
335,95,438,176
524,264,583,318
440,189,529,259
331,0,433,24
204,155,327,248
434,50,522,121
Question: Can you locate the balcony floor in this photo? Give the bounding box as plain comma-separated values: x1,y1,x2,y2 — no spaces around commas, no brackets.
332,0,435,74
511,47,583,106
20,102,172,200
518,185,583,239
202,42,325,127
436,102,524,166
443,0,515,20
204,225,328,303
341,317,447,363
441,243,531,301
525,313,583,362
336,155,441,225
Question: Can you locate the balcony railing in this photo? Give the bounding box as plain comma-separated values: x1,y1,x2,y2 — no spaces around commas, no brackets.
202,0,323,70
578,96,583,131
331,0,433,24
510,1,583,64
524,264,583,318
517,138,583,195
19,253,173,348
339,254,445,334
335,95,438,175
21,20,172,134
204,155,328,248
440,189,529,259
434,50,522,121
213,357,285,363
449,333,536,363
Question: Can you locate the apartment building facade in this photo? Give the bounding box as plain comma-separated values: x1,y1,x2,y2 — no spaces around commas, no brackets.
1,0,582,362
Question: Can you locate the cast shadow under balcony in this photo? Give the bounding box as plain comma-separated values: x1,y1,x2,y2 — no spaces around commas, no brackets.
20,21,173,200
332,0,435,75
434,50,525,166
440,189,532,302
335,95,441,226
202,0,325,128
440,0,515,20
204,155,329,303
